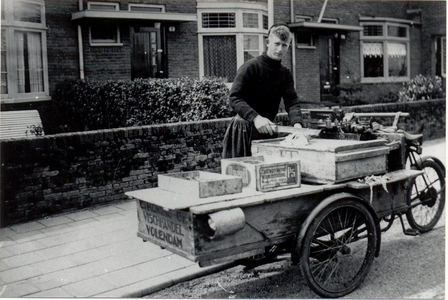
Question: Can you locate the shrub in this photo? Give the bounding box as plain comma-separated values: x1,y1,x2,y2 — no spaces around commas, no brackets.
337,83,400,106
398,74,445,102
52,77,233,132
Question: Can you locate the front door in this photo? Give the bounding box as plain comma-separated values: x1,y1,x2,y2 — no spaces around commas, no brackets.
131,26,165,79
318,34,340,102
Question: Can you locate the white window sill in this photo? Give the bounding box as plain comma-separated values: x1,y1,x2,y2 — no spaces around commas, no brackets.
297,45,316,50
361,77,410,84
90,43,124,47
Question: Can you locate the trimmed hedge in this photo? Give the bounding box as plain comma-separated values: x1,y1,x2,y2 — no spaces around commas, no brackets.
51,77,233,133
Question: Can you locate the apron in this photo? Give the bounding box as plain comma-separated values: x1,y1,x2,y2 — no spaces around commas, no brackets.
222,114,277,159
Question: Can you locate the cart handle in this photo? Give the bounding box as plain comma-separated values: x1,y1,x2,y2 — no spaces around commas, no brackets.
351,112,410,127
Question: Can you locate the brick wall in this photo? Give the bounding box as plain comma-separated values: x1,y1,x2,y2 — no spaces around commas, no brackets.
43,0,199,91
1,100,445,227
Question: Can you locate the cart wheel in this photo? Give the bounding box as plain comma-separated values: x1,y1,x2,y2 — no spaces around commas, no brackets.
299,200,377,298
406,159,445,233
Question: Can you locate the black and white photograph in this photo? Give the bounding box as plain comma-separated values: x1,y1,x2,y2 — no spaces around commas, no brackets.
0,0,445,298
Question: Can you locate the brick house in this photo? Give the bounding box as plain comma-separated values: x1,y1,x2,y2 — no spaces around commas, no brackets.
1,0,445,111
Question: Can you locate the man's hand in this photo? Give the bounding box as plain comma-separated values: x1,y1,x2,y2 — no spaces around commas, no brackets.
294,123,303,129
253,115,276,135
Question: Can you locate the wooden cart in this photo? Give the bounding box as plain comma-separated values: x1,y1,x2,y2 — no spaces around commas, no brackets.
126,117,445,298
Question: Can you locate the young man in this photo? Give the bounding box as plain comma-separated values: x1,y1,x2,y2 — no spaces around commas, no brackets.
222,23,303,158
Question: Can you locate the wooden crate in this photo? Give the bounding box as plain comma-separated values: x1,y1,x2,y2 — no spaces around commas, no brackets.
251,138,390,184
158,171,242,198
221,156,301,192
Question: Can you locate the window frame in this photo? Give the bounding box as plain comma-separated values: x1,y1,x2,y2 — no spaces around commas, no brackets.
441,36,446,78
88,22,122,46
360,21,411,83
197,3,268,81
87,2,119,11
1,0,50,104
128,3,165,12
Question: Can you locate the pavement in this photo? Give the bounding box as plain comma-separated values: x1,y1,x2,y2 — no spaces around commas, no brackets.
0,137,445,298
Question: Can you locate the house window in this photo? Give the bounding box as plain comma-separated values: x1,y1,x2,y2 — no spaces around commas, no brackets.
202,13,236,28
436,36,446,78
203,36,237,80
243,35,260,61
295,15,312,22
128,4,165,12
87,2,119,11
198,2,268,82
1,29,8,94
89,21,121,45
296,31,315,48
361,21,410,83
1,0,49,103
87,2,121,46
263,15,268,30
243,13,258,28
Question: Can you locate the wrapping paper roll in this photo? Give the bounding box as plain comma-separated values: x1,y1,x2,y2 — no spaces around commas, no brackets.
208,208,245,239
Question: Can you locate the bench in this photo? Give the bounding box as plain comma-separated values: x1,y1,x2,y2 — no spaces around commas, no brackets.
0,110,45,139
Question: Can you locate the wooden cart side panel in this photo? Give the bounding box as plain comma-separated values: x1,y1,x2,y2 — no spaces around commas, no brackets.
192,193,327,255
335,155,388,183
136,199,196,257
354,180,410,217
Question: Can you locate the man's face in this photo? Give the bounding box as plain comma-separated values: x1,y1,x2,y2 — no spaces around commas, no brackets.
266,33,291,61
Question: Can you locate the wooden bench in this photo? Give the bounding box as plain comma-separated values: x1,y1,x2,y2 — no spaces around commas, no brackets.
0,110,45,139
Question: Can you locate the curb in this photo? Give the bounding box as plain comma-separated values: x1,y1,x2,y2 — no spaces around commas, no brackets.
123,262,238,298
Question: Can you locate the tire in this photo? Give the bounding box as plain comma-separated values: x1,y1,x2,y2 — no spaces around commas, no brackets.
406,159,445,233
299,200,378,298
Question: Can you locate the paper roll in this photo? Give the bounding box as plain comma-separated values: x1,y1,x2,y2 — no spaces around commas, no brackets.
207,208,245,239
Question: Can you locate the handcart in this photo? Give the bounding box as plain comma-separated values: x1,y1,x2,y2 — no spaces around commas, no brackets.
126,111,445,298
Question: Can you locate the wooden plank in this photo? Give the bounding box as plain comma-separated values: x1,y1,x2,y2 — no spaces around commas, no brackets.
335,146,390,162
252,137,388,153
126,188,263,210
347,169,424,189
189,183,347,214
158,171,242,198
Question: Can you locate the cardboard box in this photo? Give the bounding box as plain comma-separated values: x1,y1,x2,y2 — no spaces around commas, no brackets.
251,138,389,184
158,171,242,198
221,156,301,192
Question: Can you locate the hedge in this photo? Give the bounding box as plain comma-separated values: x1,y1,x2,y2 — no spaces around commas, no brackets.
51,77,233,133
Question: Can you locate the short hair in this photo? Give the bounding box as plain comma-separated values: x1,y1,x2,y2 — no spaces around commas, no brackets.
268,23,291,41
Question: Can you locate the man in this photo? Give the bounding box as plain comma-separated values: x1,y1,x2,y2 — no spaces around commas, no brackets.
222,23,303,159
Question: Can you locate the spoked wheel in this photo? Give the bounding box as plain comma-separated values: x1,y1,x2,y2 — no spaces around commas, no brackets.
406,159,445,232
299,200,378,298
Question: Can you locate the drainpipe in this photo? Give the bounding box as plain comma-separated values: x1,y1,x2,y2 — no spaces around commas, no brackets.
317,0,328,23
290,0,296,85
268,0,274,28
78,0,85,80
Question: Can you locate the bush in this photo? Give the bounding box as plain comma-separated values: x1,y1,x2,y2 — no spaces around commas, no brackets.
52,77,233,132
398,75,445,102
336,83,400,106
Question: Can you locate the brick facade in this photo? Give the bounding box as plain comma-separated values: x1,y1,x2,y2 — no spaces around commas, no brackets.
1,100,445,227
1,0,445,112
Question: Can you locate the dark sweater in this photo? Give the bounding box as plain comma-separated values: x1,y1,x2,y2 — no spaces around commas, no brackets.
229,52,302,125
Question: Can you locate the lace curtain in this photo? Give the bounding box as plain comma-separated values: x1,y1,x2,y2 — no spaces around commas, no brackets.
363,43,383,57
363,42,406,58
16,31,44,93
388,43,407,58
